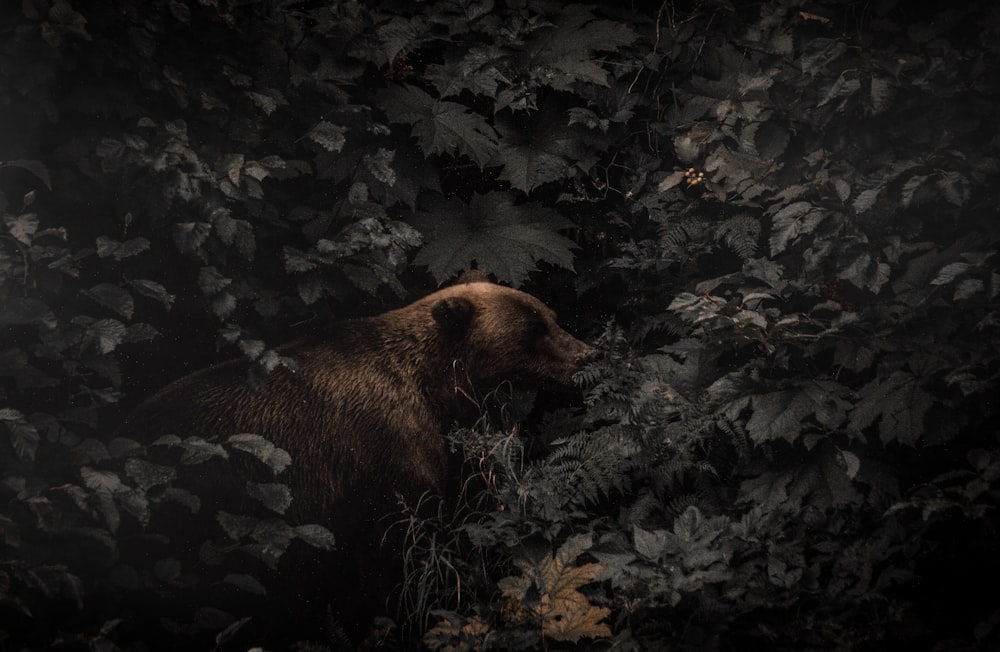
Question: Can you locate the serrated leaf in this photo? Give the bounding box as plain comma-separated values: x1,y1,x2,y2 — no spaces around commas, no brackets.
85,318,127,354
838,449,860,480
217,511,257,541
124,322,159,343
128,279,175,310
633,526,669,561
800,38,847,76
379,84,498,166
832,178,851,203
246,482,292,515
954,278,983,300
307,120,347,152
499,534,610,643
212,293,237,318
901,174,928,208
657,170,686,192
245,90,287,115
215,616,253,647
84,283,134,319
931,262,972,285
81,466,124,493
818,76,860,108
936,171,969,206
838,253,891,294
198,266,232,295
116,237,151,259
124,458,176,491
228,433,292,475
737,382,850,444
0,297,57,328
427,48,502,99
173,221,211,253
5,213,39,244
295,524,337,550
493,113,595,193
523,5,638,91
179,437,228,464
0,409,40,461
375,15,430,67
769,202,825,255
849,371,933,445
870,77,892,113
852,187,881,213
412,192,576,287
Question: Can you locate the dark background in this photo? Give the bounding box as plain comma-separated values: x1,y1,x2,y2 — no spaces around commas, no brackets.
1,0,998,649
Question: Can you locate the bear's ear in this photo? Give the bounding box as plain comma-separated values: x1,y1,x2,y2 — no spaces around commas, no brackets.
454,269,492,285
431,297,476,336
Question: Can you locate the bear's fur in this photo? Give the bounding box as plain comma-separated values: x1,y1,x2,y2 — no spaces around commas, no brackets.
115,279,594,641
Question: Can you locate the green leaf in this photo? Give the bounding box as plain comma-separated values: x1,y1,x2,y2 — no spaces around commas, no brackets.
412,192,577,287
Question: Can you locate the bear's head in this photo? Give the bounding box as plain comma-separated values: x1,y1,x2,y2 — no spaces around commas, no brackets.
427,281,596,391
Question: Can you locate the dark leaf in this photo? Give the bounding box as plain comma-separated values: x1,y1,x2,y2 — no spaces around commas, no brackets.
83,283,135,319
0,409,40,461
228,433,292,475
128,279,176,309
412,192,577,287
245,482,292,515
295,524,337,551
0,297,57,328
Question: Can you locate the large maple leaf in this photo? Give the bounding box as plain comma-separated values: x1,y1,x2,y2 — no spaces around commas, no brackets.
519,5,639,91
493,112,602,193
411,192,577,287
498,534,611,643
378,84,498,167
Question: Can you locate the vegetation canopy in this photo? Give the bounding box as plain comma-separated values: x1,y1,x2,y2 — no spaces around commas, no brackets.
1,0,998,649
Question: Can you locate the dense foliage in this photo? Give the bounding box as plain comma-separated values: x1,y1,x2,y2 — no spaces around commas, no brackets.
2,0,998,649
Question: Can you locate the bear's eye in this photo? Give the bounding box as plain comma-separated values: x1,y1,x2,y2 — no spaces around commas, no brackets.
530,319,549,337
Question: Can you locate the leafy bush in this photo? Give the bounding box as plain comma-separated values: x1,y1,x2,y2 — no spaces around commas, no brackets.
2,0,998,650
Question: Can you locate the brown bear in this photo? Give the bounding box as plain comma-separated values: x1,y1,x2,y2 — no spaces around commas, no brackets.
115,277,595,644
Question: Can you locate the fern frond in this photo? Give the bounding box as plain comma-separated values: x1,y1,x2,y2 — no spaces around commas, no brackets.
715,214,761,259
